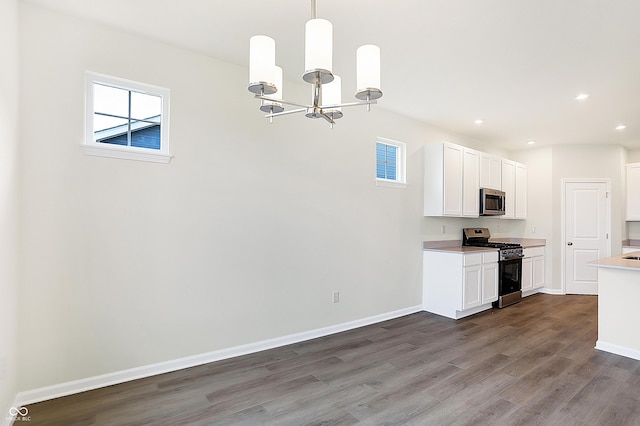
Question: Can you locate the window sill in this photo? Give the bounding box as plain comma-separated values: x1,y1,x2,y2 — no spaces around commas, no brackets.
83,144,172,164
376,178,407,189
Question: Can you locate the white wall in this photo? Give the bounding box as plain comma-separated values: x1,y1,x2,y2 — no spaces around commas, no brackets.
0,0,20,416
17,4,482,391
511,144,626,291
627,148,640,163
511,146,554,289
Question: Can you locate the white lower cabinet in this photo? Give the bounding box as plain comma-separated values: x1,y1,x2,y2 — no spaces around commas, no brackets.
533,255,544,288
482,261,499,304
521,257,533,292
522,246,545,295
462,264,482,310
424,250,499,319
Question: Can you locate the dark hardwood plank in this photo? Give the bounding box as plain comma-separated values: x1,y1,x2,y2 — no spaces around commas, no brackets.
24,294,640,425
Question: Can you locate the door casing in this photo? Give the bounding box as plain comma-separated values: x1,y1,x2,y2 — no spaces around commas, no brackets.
561,178,611,295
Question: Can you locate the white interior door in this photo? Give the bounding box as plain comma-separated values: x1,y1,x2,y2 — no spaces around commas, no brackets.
564,181,610,295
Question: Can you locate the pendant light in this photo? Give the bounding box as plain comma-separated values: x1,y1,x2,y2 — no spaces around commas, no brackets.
248,0,382,127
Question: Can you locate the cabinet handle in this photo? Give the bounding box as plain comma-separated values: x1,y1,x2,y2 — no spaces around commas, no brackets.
567,242,573,246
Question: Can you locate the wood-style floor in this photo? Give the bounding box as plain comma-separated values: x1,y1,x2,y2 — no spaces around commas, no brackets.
24,294,640,425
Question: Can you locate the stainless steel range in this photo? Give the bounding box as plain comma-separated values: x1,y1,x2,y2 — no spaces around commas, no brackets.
462,228,524,308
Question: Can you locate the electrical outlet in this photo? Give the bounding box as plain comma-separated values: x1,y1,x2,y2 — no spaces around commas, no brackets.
332,291,340,304
532,226,536,233
441,224,445,234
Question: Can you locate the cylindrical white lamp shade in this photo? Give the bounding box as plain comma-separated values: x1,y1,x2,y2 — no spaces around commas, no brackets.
305,19,333,73
249,35,276,92
323,75,341,111
356,44,381,91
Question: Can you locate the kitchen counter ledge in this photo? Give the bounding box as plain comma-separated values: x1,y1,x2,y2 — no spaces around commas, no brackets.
589,251,640,271
423,238,545,252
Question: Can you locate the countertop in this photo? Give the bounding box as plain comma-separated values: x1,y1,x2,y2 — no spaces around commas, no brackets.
423,238,546,253
588,251,640,271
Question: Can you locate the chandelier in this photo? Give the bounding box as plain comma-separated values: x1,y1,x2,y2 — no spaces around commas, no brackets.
247,0,382,128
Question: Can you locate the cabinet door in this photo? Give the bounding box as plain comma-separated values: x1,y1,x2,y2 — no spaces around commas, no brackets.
515,163,527,219
501,160,515,218
533,256,545,288
462,148,480,217
443,143,463,216
462,265,482,310
482,262,499,304
521,257,533,292
626,164,640,220
480,154,502,190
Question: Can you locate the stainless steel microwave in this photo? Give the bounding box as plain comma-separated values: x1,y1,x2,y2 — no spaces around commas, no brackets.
480,188,506,216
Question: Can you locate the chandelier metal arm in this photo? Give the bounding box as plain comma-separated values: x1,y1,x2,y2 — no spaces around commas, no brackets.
264,107,308,118
256,94,378,111
323,100,378,109
255,94,310,109
319,112,335,125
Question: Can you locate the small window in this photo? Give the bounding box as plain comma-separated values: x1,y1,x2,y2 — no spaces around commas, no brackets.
376,137,406,187
84,72,171,163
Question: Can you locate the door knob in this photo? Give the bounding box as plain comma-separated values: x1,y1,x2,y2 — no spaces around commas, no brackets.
567,242,573,246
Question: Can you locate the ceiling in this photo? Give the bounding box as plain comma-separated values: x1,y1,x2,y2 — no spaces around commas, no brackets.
22,0,640,150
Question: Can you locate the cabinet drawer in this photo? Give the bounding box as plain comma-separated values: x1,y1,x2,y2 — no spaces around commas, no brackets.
524,246,545,258
463,253,482,266
482,251,499,263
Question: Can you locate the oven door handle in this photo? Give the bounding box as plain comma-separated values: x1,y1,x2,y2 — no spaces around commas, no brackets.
501,254,525,261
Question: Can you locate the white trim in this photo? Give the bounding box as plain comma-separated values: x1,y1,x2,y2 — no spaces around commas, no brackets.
3,394,24,426
13,305,422,407
538,287,564,295
560,178,611,295
453,303,493,319
595,340,640,361
84,71,171,163
522,288,542,298
82,144,172,163
375,178,407,189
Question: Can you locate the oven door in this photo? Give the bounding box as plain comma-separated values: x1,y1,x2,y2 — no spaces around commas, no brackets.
499,257,522,296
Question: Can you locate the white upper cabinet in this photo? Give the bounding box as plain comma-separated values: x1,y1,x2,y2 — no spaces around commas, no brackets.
442,142,463,216
502,160,515,218
515,162,527,219
424,142,525,219
424,142,479,217
480,153,502,190
626,163,640,221
462,148,480,217
501,159,527,219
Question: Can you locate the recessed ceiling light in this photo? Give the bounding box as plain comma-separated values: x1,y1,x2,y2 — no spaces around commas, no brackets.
528,140,536,145
575,93,589,101
616,124,627,130
474,119,484,125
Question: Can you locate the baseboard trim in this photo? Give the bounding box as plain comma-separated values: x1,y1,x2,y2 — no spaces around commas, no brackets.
595,340,640,361
14,305,423,407
3,395,24,426
538,287,564,295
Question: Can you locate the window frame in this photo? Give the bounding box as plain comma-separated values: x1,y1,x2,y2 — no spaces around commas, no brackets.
376,137,406,188
84,71,171,163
